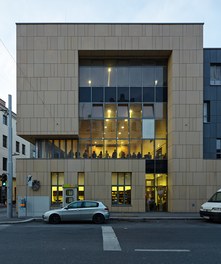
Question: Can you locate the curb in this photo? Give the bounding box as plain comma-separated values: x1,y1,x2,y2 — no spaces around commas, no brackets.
0,216,202,224
0,218,42,225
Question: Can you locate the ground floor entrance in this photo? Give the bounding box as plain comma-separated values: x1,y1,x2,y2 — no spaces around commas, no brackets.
145,174,167,212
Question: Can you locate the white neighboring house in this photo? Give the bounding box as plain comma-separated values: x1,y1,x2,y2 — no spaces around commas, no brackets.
0,98,34,204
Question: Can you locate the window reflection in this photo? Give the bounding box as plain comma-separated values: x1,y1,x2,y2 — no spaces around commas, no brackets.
117,120,128,139
104,104,117,118
130,120,141,139
130,104,142,118
142,119,155,139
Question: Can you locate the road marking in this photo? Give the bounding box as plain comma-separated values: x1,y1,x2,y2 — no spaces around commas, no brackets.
135,249,190,252
102,226,122,251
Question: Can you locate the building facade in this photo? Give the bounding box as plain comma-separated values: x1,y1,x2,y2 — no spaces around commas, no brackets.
16,23,221,217
0,98,33,204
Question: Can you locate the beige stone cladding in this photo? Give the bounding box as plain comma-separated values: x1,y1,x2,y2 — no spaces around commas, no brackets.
16,159,145,213
16,23,221,212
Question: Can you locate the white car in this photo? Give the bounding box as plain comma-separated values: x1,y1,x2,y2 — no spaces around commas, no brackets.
200,189,221,221
43,200,110,224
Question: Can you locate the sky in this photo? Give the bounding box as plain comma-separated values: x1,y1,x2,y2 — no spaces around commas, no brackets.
0,0,221,112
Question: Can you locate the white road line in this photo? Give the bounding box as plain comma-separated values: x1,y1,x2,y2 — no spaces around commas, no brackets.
102,226,122,251
135,249,190,252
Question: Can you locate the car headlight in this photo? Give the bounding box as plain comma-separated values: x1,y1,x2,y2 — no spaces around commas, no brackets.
211,207,221,212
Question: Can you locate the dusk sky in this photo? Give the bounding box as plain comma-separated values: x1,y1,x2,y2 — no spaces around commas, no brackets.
0,0,221,112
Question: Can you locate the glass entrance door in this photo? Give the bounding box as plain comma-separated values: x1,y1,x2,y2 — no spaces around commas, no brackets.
145,174,167,212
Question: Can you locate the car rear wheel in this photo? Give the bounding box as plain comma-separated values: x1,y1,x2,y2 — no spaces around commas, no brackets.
49,214,61,224
93,213,105,224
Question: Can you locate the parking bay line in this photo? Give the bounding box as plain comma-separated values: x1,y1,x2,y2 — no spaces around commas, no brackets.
102,226,122,251
135,249,190,252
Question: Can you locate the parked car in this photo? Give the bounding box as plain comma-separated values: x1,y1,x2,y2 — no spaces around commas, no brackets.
200,189,221,221
42,200,110,224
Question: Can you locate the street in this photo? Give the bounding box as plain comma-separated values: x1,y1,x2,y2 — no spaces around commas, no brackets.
0,220,221,264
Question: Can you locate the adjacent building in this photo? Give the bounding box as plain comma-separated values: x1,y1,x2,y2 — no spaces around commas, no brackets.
16,23,221,217
0,98,33,204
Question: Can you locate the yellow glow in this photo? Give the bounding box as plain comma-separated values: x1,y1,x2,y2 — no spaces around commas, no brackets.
121,126,124,129
112,187,117,191
108,68,112,72
104,126,107,129
88,80,92,85
78,186,84,191
124,119,128,122
108,109,111,113
118,132,121,135
106,119,109,122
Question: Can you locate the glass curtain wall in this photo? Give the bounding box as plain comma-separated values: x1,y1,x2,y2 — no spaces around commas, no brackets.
79,60,167,160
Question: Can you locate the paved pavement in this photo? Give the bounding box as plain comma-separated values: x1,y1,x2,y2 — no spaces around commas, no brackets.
0,204,201,224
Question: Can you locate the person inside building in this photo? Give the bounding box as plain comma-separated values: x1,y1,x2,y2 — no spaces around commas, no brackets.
92,151,97,158
112,149,117,159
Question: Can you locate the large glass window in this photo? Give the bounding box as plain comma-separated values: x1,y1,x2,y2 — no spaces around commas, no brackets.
79,60,167,162
51,172,64,205
112,172,131,205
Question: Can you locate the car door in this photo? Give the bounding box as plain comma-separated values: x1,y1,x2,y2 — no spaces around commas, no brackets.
80,201,99,220
61,201,83,221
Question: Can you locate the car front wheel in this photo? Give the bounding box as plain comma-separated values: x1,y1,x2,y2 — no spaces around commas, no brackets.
49,214,61,224
93,213,105,224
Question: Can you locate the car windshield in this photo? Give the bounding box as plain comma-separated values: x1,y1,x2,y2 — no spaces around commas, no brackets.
208,192,221,202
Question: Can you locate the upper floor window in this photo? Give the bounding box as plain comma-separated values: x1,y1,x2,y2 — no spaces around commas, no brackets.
203,101,210,123
16,141,20,153
22,144,26,155
210,64,221,85
3,157,7,171
216,139,221,159
3,135,7,148
3,115,7,125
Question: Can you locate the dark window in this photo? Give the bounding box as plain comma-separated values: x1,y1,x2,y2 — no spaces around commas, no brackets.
143,87,154,102
3,115,7,125
203,101,210,123
105,87,116,102
118,87,129,102
16,141,20,153
156,87,167,102
22,144,26,155
216,139,221,159
79,87,91,102
92,87,103,102
3,135,7,148
3,157,7,171
208,192,221,202
130,87,142,102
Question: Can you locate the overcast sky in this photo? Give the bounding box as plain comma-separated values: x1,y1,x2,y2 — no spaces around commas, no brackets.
0,0,221,112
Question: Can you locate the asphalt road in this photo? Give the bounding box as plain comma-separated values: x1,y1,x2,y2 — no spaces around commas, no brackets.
0,220,221,264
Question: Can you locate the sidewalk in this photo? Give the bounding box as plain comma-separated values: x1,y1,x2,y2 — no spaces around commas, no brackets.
0,206,201,224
